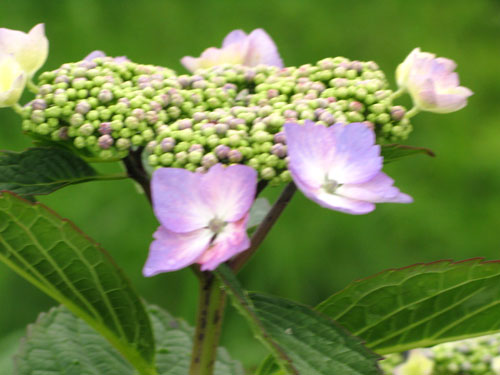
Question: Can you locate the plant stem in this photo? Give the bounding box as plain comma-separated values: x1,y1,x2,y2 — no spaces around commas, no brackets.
122,148,152,204
390,87,405,101
12,103,24,115
189,272,226,375
405,106,420,118
26,79,39,94
230,182,297,273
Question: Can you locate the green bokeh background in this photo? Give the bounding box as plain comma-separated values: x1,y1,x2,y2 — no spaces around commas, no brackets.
1,0,499,371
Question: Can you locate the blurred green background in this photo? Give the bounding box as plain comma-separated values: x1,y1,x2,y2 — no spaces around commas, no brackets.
1,0,499,371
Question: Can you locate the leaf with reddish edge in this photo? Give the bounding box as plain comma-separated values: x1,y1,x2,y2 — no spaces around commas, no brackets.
0,192,156,374
381,144,435,164
317,258,500,355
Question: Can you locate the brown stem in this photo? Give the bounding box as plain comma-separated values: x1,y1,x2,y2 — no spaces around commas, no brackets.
189,272,226,375
123,148,152,204
229,182,297,273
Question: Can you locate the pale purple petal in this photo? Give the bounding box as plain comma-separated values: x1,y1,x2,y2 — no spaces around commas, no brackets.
222,29,247,47
337,172,413,203
308,190,375,215
197,215,250,271
143,226,212,276
199,164,257,222
180,56,200,72
84,50,106,61
285,121,336,189
152,168,213,232
244,29,284,68
328,123,382,184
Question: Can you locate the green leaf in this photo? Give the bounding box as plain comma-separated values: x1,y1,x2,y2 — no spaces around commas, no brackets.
0,147,98,196
216,265,380,375
15,306,133,375
381,144,435,164
15,305,243,375
0,192,156,374
316,258,500,355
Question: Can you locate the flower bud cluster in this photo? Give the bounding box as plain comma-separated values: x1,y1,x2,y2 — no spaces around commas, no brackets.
380,334,500,375
20,55,412,184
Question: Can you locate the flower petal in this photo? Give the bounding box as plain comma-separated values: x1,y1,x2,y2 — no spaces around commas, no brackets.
285,121,336,189
337,172,413,203
328,122,382,184
244,29,284,68
143,226,212,276
197,215,251,271
200,164,257,223
151,168,213,232
222,29,247,47
84,50,106,61
309,190,375,215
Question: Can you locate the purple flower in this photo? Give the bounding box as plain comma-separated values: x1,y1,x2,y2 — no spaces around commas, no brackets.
84,50,129,64
181,29,283,73
143,164,257,275
396,48,473,113
284,121,412,214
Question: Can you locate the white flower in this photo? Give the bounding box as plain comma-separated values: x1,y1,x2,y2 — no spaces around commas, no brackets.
0,53,26,108
0,23,48,77
396,48,472,113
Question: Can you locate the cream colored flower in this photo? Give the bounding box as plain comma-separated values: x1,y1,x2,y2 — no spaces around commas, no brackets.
394,350,434,375
396,48,472,113
0,23,48,77
0,53,27,107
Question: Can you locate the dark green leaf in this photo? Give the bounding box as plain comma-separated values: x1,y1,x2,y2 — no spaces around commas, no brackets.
0,147,98,195
15,305,243,375
0,192,155,374
15,306,133,375
381,144,435,164
216,265,380,375
317,258,500,355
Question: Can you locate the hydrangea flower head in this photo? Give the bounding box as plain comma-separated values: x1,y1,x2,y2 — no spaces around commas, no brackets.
284,121,412,214
181,28,283,72
396,48,472,113
0,52,26,107
143,164,257,275
0,23,48,76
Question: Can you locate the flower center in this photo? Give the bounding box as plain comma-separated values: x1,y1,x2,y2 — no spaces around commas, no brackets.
323,178,340,194
208,218,226,234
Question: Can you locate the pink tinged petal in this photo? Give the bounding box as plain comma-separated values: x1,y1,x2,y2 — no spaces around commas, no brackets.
151,168,214,233
197,215,251,271
199,164,257,222
328,122,382,184
180,56,200,72
222,29,247,47
285,121,337,189
244,29,284,68
143,226,212,276
433,87,473,113
337,172,413,204
309,190,375,215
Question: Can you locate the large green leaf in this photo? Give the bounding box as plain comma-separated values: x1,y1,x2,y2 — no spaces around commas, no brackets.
317,258,500,355
0,147,98,195
15,305,243,375
381,144,435,164
216,265,380,375
0,192,156,374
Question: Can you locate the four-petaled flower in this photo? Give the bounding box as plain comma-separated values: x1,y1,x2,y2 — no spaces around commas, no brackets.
396,48,472,113
181,28,283,72
143,164,257,276
285,121,412,214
